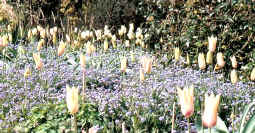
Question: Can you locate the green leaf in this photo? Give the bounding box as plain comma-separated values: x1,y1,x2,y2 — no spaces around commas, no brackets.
242,114,255,133
239,102,255,133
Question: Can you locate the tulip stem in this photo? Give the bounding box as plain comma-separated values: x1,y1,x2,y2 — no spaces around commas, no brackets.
82,70,85,101
73,114,78,133
209,128,211,133
188,118,190,133
171,102,176,133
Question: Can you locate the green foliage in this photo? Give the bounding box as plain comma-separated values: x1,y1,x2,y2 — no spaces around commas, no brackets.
15,101,102,133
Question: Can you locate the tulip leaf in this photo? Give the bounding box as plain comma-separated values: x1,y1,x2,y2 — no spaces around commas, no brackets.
196,116,229,133
242,114,255,133
239,102,255,133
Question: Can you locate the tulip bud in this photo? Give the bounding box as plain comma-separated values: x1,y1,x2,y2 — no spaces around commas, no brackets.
230,56,237,69
8,33,12,43
66,85,79,114
177,86,194,118
216,52,225,69
33,53,43,70
125,40,130,48
230,69,238,84
80,53,86,69
58,41,66,56
208,36,217,52
186,54,190,65
37,39,45,51
40,29,46,39
24,67,31,78
104,39,109,51
202,93,220,128
2,35,8,47
32,28,38,36
141,56,152,74
206,51,213,65
140,68,145,82
127,31,135,40
198,53,206,70
111,35,117,48
66,34,71,43
174,47,181,62
27,29,32,40
120,57,127,72
52,33,57,45
251,67,255,81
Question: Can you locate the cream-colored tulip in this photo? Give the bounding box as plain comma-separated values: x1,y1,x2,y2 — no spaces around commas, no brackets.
251,67,255,81
127,31,135,40
174,47,181,62
80,53,86,69
2,35,8,47
32,28,38,36
177,86,194,118
202,93,220,128
66,85,79,115
206,51,213,65
141,56,152,74
40,29,46,39
140,68,145,82
186,54,190,65
104,39,109,51
208,36,217,52
216,52,225,69
27,29,32,40
37,39,45,51
24,67,31,78
230,69,238,84
52,33,57,45
230,56,237,69
8,33,12,42
33,53,43,70
111,35,117,48
198,53,206,70
120,57,127,72
58,41,66,56
125,40,130,48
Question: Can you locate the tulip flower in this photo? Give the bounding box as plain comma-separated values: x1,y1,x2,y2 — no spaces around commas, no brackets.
104,39,109,51
174,47,181,62
33,53,43,70
141,56,152,74
66,85,79,132
140,68,145,82
37,39,45,51
208,36,217,52
66,85,79,115
251,67,255,81
120,57,127,72
79,54,86,69
202,93,220,128
206,51,213,65
177,86,194,118
58,41,66,56
24,67,31,78
186,54,190,65
111,35,117,48
198,53,206,70
230,69,238,84
2,35,8,47
125,40,130,48
215,52,225,70
230,56,237,69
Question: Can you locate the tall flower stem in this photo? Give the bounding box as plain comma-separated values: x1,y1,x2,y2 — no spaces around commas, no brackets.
73,114,78,133
188,118,190,133
209,128,211,133
171,102,176,133
82,69,86,101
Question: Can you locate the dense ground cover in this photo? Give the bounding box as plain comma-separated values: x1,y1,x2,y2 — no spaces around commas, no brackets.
0,0,255,133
